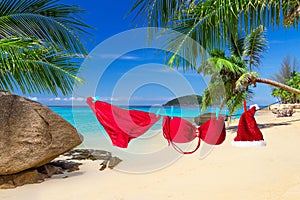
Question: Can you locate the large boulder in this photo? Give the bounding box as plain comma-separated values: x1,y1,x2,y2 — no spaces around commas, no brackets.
0,94,83,175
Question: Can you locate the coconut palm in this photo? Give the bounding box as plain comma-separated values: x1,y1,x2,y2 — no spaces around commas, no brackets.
202,26,300,114
129,0,300,95
200,26,267,114
130,0,300,53
199,49,250,115
0,0,91,95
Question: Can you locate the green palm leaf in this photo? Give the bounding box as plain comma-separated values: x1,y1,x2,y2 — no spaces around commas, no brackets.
0,0,91,54
129,0,300,69
230,34,245,58
226,89,253,116
0,37,82,95
128,0,189,28
242,25,268,71
235,72,259,91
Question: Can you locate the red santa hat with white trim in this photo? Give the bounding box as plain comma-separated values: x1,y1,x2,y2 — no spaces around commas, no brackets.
231,101,266,147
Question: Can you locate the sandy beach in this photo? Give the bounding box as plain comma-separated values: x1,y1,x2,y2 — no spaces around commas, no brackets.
1,110,300,200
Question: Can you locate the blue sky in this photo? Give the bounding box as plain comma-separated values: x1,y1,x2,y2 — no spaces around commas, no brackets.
23,0,300,106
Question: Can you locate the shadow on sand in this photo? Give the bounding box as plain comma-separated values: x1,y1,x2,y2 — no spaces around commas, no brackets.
227,118,300,132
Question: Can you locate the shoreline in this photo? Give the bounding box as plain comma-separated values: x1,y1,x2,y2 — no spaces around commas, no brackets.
1,110,300,199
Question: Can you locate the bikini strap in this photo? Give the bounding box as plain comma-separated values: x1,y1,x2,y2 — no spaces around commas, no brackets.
163,116,200,155
243,100,247,112
169,136,201,155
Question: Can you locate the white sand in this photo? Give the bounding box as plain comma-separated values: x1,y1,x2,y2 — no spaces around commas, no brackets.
1,111,300,200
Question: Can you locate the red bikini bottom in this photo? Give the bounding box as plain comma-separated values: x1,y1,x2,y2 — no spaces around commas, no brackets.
87,97,161,148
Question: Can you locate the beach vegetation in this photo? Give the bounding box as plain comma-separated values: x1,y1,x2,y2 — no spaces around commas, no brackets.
272,71,300,103
163,94,202,106
0,0,91,95
271,55,300,103
129,0,300,114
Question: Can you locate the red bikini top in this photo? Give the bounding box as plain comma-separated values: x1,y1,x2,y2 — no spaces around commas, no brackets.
198,116,226,145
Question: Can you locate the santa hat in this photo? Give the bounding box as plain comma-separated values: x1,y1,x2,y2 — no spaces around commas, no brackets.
231,103,266,147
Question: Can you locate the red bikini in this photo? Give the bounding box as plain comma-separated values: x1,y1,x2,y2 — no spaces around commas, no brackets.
87,97,226,153
86,97,161,148
198,117,226,145
163,116,200,154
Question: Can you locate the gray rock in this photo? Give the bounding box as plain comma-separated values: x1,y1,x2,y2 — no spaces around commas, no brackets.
0,160,82,189
0,94,83,175
64,149,122,170
0,169,46,189
194,112,228,126
49,160,81,172
108,157,122,169
272,108,296,117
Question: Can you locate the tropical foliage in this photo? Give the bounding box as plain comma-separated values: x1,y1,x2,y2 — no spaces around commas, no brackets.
129,0,300,114
199,49,249,115
163,94,202,106
0,37,82,95
272,72,300,103
129,0,300,69
271,55,300,103
199,26,266,114
0,0,91,95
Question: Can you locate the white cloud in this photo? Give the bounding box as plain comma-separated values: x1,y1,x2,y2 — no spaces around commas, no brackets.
54,97,61,101
76,97,85,101
28,97,38,101
69,97,76,101
93,53,140,60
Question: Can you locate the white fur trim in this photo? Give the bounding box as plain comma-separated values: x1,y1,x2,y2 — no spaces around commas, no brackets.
231,140,266,147
250,104,260,110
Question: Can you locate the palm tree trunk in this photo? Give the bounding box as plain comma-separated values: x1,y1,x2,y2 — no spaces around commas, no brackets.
255,78,300,95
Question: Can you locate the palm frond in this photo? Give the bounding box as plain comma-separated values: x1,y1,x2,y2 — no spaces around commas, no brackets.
128,0,190,27
226,89,253,116
236,72,259,91
0,0,91,54
230,34,245,58
198,52,247,75
242,25,268,71
0,37,82,95
201,76,226,111
129,0,300,70
282,1,300,26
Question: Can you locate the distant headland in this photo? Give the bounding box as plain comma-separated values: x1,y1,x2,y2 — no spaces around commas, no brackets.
163,95,202,106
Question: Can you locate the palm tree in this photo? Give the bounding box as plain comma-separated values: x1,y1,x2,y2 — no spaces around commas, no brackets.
200,26,267,114
0,0,91,95
129,0,300,95
199,49,250,115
